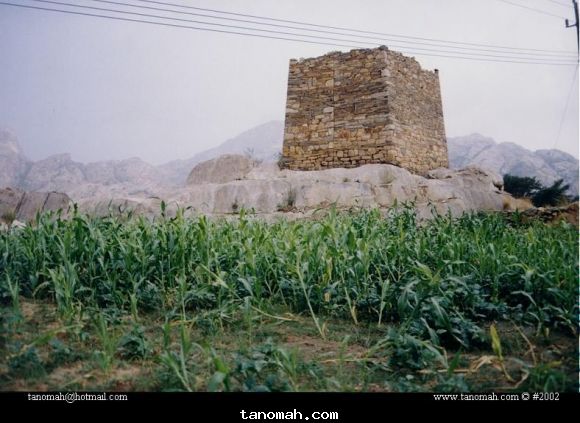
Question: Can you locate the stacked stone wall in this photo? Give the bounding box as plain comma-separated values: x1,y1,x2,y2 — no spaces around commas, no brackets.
282,46,448,174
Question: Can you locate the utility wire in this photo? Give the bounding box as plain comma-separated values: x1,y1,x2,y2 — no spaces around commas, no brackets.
77,0,577,58
21,0,580,63
1,1,578,65
496,0,569,19
27,0,578,62
0,2,363,49
136,0,577,54
553,63,579,149
543,0,573,8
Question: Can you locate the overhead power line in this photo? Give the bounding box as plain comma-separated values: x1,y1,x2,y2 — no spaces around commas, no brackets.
1,1,578,66
74,0,576,59
135,0,577,55
496,0,569,19
543,0,573,8
27,0,578,62
0,2,362,49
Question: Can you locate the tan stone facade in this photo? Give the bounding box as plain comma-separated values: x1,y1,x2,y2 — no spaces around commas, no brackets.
282,46,448,175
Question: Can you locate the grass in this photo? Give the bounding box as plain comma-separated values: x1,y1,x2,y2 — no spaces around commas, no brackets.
0,206,577,392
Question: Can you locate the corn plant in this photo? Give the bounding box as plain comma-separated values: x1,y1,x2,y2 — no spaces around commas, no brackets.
0,206,576,374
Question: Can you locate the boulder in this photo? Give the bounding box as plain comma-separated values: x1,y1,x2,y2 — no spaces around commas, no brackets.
0,187,71,222
0,187,24,221
186,154,254,185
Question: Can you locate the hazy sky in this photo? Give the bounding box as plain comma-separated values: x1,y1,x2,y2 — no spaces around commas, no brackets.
1,0,578,164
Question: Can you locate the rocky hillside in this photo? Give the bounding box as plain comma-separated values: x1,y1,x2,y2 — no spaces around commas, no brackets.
448,134,578,196
0,131,169,199
160,124,579,195
1,123,577,199
80,154,513,221
21,154,168,199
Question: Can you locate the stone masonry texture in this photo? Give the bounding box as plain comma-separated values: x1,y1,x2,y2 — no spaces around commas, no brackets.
282,46,448,175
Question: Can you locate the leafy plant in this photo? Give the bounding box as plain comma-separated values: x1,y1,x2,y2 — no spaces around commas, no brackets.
93,313,118,372
532,179,570,207
48,339,82,367
208,340,298,392
503,174,542,198
8,347,46,379
523,362,575,392
118,325,151,360
158,320,199,392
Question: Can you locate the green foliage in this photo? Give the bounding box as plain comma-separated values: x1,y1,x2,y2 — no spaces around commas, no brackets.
532,179,570,207
92,313,118,372
503,173,572,207
8,347,46,379
523,362,574,392
118,325,151,361
1,208,577,332
208,340,299,392
434,374,470,392
382,328,448,370
0,206,577,389
158,320,199,392
503,174,542,198
48,339,82,367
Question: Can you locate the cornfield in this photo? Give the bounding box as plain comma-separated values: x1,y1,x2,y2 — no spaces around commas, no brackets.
0,207,577,391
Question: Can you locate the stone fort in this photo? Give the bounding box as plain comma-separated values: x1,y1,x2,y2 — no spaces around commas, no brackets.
281,46,448,175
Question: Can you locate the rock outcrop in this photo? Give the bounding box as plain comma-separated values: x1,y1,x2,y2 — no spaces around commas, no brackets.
0,187,71,222
448,134,579,196
79,158,517,220
186,154,254,185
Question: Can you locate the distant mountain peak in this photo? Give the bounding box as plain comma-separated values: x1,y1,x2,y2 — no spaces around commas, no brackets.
40,153,74,163
0,129,24,156
1,123,577,198
448,135,578,196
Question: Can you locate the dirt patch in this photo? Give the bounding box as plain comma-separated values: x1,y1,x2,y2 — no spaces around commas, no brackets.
106,364,148,391
47,362,91,388
20,299,42,321
50,362,147,391
284,333,367,362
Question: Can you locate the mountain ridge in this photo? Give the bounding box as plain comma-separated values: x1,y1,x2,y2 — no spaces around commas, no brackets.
1,122,577,198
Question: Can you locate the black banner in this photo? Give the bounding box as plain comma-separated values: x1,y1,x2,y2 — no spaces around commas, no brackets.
1,392,578,417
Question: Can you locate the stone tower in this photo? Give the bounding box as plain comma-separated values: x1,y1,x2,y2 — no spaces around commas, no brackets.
282,46,448,175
